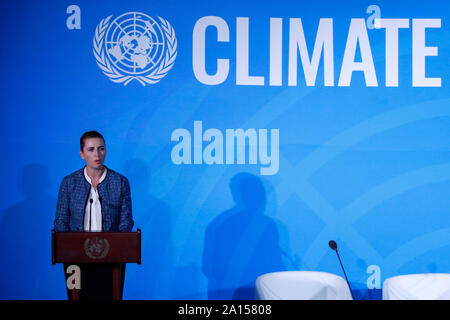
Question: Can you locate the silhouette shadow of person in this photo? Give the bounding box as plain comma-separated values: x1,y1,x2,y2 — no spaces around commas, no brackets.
0,163,57,299
202,172,286,299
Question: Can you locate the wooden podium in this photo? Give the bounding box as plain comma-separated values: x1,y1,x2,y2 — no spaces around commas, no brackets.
52,229,141,300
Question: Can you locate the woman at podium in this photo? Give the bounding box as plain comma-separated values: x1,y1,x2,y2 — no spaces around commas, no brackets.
54,130,134,233
54,130,134,299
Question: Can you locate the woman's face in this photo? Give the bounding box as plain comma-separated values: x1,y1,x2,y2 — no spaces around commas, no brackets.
80,137,106,170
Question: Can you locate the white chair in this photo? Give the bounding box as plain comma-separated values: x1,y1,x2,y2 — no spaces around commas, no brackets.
255,271,353,300
383,273,450,300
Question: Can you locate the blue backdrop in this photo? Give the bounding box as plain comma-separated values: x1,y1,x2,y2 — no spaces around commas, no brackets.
0,0,449,299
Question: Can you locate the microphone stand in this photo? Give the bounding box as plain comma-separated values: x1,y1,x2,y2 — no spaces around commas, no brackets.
335,248,355,300
329,240,355,300
89,198,93,232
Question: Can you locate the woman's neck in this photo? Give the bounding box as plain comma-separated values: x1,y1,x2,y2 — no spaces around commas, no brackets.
85,165,105,181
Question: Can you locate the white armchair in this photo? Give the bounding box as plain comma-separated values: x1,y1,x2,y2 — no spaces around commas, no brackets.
255,271,353,300
383,273,450,300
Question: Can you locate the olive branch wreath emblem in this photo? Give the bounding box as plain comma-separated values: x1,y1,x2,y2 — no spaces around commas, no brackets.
93,15,177,86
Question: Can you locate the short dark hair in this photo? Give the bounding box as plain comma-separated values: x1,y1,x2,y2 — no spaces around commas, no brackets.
80,131,105,151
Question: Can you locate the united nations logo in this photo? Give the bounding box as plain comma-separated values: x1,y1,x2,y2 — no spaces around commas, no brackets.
84,237,110,259
93,12,177,86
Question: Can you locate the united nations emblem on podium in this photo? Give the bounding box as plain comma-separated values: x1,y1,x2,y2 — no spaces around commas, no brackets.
84,237,110,259
93,12,177,86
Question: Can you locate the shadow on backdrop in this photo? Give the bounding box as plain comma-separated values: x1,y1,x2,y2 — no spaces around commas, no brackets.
0,164,58,299
122,159,174,299
202,172,287,299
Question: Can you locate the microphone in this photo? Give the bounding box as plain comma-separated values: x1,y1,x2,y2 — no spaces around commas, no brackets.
328,240,337,251
328,240,355,300
89,198,93,232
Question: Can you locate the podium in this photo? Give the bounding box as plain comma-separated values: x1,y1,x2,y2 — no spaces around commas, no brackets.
52,229,141,300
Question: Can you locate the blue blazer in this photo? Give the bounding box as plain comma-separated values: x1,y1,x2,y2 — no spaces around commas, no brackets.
54,167,134,232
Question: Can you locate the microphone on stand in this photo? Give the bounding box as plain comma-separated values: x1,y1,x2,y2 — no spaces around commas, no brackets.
328,240,355,300
89,198,93,232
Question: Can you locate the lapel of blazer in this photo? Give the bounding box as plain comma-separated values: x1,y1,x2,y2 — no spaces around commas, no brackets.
74,169,91,232
98,170,111,231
